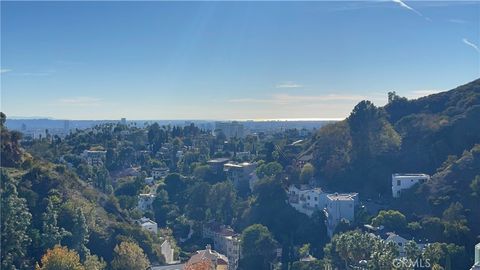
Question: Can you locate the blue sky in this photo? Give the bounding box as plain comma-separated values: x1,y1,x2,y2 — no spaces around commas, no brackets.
1,1,479,120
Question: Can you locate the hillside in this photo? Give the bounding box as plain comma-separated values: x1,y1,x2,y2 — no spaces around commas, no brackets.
309,78,480,196
0,115,168,269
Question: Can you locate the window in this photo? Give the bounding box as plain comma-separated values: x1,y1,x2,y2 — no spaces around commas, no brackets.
314,197,318,201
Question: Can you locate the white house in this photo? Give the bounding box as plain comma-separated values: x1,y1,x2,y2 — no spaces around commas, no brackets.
287,185,328,216
392,173,430,198
138,217,158,234
325,193,358,237
161,240,176,264
138,193,156,211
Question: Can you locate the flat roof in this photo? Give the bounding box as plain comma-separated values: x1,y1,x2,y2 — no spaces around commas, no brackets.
393,173,429,177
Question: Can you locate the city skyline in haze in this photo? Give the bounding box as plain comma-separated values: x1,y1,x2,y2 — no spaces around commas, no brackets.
1,1,479,120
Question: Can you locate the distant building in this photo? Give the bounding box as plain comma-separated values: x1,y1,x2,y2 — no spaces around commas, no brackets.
392,173,430,198
120,118,127,125
161,240,176,264
203,222,241,270
325,193,358,237
472,243,480,270
152,167,169,179
288,185,328,216
208,158,230,173
287,185,358,237
215,121,245,139
144,176,154,185
138,193,155,211
295,154,313,168
64,120,70,131
81,150,107,166
235,151,251,161
381,232,427,258
224,162,257,191
184,245,229,270
137,217,158,234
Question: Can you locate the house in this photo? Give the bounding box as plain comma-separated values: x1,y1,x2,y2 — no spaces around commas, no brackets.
472,243,480,270
392,173,430,198
152,167,169,179
207,158,230,173
287,185,328,216
224,162,257,191
325,193,358,237
161,240,176,264
295,153,313,168
287,185,358,237
235,151,251,161
144,176,154,185
82,150,107,166
138,217,158,234
138,193,155,211
382,232,427,257
184,245,229,270
203,222,241,270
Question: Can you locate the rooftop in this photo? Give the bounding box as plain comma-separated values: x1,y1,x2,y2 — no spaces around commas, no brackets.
327,192,357,201
392,173,429,177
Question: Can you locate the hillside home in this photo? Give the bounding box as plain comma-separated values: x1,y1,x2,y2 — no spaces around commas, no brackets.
325,193,358,237
81,150,106,166
392,173,430,198
138,193,155,211
184,245,229,270
138,217,158,235
224,162,257,191
203,222,241,270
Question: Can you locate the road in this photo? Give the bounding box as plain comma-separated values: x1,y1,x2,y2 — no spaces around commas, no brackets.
150,264,184,270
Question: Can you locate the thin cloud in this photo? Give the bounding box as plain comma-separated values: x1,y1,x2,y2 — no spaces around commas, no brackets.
462,38,480,53
229,93,368,105
57,97,103,107
0,68,12,74
275,81,303,89
448,19,467,24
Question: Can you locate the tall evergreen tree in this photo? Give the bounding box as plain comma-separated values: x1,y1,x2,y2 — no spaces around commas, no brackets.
41,197,68,251
1,172,32,270
71,208,89,261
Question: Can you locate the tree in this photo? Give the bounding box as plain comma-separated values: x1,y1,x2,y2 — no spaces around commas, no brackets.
240,224,278,270
163,173,187,204
111,241,150,270
83,254,106,270
207,181,237,225
256,162,283,179
299,163,314,184
371,210,407,232
1,172,32,270
41,196,69,250
35,245,85,270
325,230,398,269
71,208,89,260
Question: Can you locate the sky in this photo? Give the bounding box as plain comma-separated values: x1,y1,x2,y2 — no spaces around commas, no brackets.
1,1,479,120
